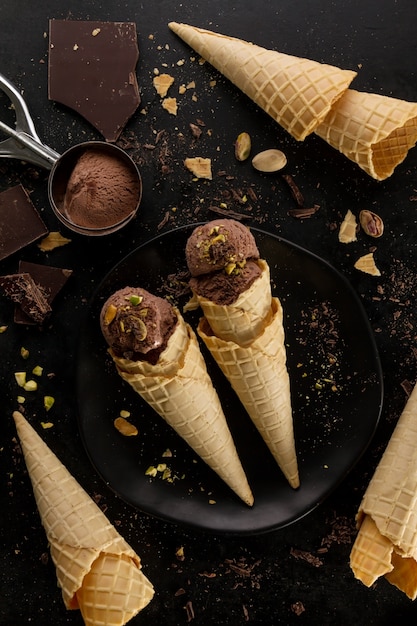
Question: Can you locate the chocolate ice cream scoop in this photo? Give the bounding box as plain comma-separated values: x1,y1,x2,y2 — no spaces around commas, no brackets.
100,287,177,363
185,220,260,277
62,148,140,229
189,260,262,305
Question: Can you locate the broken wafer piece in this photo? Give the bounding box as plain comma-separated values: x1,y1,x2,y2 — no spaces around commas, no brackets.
350,383,417,599
184,156,212,179
153,73,174,97
354,252,381,276
338,209,357,244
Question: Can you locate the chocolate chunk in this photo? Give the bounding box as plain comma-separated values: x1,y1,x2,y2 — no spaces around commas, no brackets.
0,185,48,262
48,20,141,141
0,273,52,324
14,261,73,324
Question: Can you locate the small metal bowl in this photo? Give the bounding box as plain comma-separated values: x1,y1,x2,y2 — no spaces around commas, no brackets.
48,141,142,236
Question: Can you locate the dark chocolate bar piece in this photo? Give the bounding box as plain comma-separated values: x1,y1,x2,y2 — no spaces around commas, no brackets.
48,20,141,141
14,261,73,324
0,185,48,262
0,273,52,324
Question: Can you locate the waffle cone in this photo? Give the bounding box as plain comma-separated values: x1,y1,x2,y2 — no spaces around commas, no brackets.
192,259,272,346
12,411,154,624
198,297,299,489
350,383,417,599
315,89,417,180
169,22,356,141
110,310,254,506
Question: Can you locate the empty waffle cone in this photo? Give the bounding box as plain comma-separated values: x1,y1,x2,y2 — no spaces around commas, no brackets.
350,383,417,599
198,297,299,489
191,259,272,347
110,310,254,506
315,89,417,180
169,22,356,141
12,411,154,625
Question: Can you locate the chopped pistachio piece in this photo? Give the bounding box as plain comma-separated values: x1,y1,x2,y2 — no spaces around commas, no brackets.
23,380,38,392
17,395,25,404
32,365,43,377
14,372,27,387
128,294,143,306
40,421,54,429
20,347,30,359
145,466,158,477
0,325,8,333
44,396,55,411
119,409,131,418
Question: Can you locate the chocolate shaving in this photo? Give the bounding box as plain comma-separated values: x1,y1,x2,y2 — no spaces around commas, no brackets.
282,173,304,206
290,547,323,567
184,600,195,622
288,205,320,218
208,205,251,220
0,273,51,324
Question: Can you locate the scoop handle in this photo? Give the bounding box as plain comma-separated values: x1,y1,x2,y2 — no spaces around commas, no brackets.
0,72,60,169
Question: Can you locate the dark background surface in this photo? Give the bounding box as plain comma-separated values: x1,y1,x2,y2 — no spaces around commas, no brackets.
1,1,417,624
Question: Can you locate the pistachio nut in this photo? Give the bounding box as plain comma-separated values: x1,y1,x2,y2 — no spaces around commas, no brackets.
234,132,251,161
359,210,384,238
252,149,287,173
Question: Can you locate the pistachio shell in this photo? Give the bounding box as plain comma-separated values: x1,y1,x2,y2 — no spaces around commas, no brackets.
252,149,287,173
359,210,384,238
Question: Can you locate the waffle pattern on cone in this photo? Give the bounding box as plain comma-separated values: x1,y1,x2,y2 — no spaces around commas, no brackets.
76,553,154,626
350,383,417,598
315,89,417,180
169,22,356,141
350,514,394,586
195,260,272,346
198,297,299,489
13,411,154,615
111,313,254,506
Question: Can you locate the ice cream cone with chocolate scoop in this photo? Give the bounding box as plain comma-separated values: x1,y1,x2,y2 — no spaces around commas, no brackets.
169,22,356,141
315,89,417,180
12,410,154,626
101,286,254,506
185,220,299,489
350,383,417,599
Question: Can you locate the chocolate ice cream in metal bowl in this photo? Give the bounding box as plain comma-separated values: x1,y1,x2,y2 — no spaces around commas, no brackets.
48,142,142,236
0,72,141,236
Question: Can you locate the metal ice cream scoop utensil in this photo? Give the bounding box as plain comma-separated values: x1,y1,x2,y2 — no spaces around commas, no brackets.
0,72,142,236
0,71,60,169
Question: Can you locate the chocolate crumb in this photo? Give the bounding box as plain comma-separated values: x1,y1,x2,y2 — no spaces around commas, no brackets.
291,601,306,616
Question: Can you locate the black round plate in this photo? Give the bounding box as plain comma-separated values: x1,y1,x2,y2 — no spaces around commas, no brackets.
76,225,383,534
